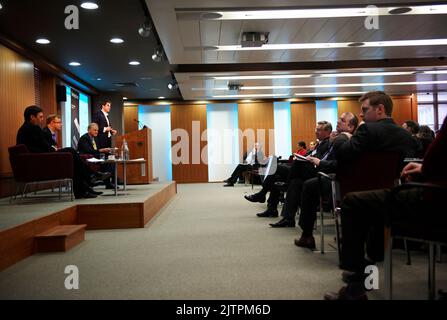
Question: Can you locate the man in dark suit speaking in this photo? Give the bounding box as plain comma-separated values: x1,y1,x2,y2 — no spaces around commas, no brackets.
92,100,118,149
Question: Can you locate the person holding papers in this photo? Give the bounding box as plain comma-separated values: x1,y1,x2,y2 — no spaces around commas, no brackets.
223,142,266,187
78,123,116,190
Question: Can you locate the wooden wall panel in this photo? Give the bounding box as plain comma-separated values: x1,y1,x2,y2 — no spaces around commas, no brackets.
337,99,361,119
40,72,57,117
0,44,35,177
124,105,139,134
291,102,317,150
238,102,275,158
392,97,414,127
171,104,208,183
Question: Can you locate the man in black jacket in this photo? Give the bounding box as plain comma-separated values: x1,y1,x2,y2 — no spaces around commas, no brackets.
244,121,332,217
16,106,111,199
271,113,358,232
92,100,118,149
42,114,62,150
324,93,443,300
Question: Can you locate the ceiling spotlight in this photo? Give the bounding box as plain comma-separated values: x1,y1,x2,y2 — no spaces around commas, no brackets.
158,96,165,99
0,3,3,10
36,38,51,45
69,61,81,66
110,38,124,44
138,18,152,37
129,61,140,66
123,97,128,100
152,47,163,62
80,2,99,10
167,82,178,91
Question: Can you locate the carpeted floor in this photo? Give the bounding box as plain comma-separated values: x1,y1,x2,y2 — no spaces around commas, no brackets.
0,183,445,300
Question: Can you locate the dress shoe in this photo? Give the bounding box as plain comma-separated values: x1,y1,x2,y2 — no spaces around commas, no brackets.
223,182,234,187
105,183,121,190
244,193,266,203
324,286,368,300
88,189,103,196
256,209,278,218
96,171,112,181
270,218,295,228
294,235,316,250
75,192,98,199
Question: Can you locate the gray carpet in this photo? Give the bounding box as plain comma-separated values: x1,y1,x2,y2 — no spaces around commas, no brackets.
0,183,445,300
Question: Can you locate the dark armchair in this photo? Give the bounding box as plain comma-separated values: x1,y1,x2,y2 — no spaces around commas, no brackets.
8,144,74,201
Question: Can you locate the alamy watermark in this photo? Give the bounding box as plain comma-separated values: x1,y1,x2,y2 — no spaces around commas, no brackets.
64,265,79,290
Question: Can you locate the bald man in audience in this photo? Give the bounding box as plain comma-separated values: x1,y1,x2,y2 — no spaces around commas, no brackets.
270,113,359,230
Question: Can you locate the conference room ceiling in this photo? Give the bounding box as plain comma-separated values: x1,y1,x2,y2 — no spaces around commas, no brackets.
0,0,182,100
146,0,447,100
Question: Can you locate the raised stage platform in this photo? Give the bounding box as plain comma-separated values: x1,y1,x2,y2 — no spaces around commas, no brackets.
0,182,177,271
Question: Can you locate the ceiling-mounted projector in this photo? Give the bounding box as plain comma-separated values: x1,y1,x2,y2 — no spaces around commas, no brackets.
228,83,243,91
241,32,269,47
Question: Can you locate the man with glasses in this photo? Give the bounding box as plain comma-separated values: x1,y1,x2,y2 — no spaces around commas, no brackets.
43,114,62,150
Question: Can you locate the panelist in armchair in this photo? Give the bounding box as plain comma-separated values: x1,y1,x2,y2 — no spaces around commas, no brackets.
78,123,116,190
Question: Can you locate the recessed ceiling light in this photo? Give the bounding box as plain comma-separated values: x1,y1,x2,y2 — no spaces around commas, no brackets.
195,80,447,92
214,38,447,51
212,93,288,98
110,38,124,44
36,38,50,45
0,3,3,10
389,7,412,15
423,70,447,74
181,4,447,20
295,92,364,97
213,75,312,80
69,62,81,66
96,78,102,81
129,61,140,66
81,2,98,10
158,96,165,99
123,97,128,100
210,71,414,81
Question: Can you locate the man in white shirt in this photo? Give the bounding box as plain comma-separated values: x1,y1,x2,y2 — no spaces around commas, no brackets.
223,142,265,187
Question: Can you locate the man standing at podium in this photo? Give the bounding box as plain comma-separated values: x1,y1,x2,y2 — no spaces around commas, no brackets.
92,99,118,149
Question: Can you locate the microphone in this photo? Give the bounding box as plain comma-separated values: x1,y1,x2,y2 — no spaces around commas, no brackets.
134,119,148,129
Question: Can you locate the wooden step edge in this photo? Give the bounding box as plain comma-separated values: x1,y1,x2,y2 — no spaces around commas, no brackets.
35,224,87,238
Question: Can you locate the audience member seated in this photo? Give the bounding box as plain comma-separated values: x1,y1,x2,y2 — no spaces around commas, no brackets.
402,120,420,136
305,141,316,156
271,113,358,231
16,106,111,199
78,123,117,190
244,121,332,219
321,91,424,300
296,141,307,157
223,142,266,187
416,125,435,157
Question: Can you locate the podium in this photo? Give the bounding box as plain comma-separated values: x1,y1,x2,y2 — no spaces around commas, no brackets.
115,128,153,184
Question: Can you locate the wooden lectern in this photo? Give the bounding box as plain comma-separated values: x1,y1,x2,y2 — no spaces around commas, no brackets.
115,128,153,184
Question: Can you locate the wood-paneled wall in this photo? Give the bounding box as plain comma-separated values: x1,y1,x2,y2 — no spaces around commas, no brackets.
337,95,418,127
337,99,361,119
291,102,317,149
0,44,35,177
124,105,139,134
238,102,275,158
171,104,208,183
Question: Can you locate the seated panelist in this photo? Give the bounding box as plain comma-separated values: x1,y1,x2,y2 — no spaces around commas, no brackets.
78,123,112,158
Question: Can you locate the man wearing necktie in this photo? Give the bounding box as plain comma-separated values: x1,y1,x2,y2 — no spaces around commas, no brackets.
78,123,116,189
92,100,118,149
42,114,62,151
